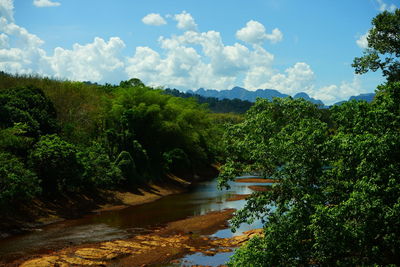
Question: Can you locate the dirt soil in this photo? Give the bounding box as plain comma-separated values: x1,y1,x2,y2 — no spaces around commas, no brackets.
9,209,263,267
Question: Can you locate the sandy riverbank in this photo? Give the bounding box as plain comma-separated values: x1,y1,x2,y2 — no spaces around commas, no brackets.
0,175,192,239
235,178,278,183
13,209,262,267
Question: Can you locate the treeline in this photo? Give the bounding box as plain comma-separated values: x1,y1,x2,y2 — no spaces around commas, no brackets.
0,73,224,207
163,88,253,114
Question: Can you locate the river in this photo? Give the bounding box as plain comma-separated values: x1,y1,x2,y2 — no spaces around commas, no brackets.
0,177,271,266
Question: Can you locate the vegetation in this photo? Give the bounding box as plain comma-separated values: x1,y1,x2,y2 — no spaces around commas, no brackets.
1,8,399,267
353,9,400,82
164,88,253,114
220,10,400,266
0,74,224,208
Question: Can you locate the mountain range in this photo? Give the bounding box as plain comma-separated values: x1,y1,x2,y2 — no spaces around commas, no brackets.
188,87,375,106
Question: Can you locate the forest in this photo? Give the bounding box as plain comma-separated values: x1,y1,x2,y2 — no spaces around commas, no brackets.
0,9,399,267
0,72,234,206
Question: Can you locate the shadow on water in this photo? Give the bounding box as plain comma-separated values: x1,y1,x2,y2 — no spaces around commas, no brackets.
0,177,271,265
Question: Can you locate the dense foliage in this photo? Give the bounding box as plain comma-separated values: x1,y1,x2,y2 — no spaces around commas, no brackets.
219,84,400,266
0,74,222,207
353,9,400,82
221,9,400,266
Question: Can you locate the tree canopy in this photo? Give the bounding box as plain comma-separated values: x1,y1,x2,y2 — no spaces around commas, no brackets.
0,74,223,208
353,9,400,82
220,84,400,266
221,9,400,266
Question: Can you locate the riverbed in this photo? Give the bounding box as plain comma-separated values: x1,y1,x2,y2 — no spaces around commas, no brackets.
0,177,272,266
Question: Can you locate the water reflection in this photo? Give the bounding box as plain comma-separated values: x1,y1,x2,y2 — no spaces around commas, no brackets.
0,177,270,264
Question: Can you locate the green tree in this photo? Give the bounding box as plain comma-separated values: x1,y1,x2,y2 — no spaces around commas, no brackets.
0,152,40,206
0,86,59,137
79,142,122,188
352,9,400,82
30,134,84,193
115,151,139,185
107,84,216,179
163,148,191,174
119,78,145,88
0,123,34,157
221,86,400,265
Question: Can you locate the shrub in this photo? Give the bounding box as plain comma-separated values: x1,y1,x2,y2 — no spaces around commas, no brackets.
0,152,41,205
79,142,122,188
30,134,84,193
162,148,191,174
115,151,140,185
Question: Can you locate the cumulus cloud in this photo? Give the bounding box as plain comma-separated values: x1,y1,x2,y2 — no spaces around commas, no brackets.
244,62,314,94
356,32,369,49
0,0,14,22
33,0,61,7
49,37,126,82
126,29,277,90
0,13,50,75
174,11,198,31
376,0,397,12
310,76,366,105
142,13,166,26
0,33,8,47
236,20,283,45
0,0,126,82
127,31,233,89
0,3,371,103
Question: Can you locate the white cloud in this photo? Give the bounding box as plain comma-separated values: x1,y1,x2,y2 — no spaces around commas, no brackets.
0,0,14,22
244,62,314,94
33,0,61,7
310,76,366,105
142,13,166,26
0,15,50,75
0,2,126,83
236,20,283,45
49,37,125,82
126,29,276,90
126,31,233,89
174,11,198,31
0,3,372,104
376,0,397,12
0,32,9,47
356,32,369,49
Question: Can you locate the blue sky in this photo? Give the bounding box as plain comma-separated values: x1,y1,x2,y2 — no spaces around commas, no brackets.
0,0,398,104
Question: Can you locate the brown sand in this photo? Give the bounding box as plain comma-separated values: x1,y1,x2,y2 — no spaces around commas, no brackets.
14,209,263,267
248,185,272,192
235,178,278,183
226,194,251,202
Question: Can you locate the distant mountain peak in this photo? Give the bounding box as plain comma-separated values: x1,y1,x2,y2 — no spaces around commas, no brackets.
231,86,246,91
293,92,324,105
193,87,324,104
293,92,309,98
192,86,375,107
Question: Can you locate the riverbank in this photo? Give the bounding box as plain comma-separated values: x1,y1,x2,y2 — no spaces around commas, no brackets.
0,163,219,239
235,177,278,183
0,174,200,239
12,209,262,267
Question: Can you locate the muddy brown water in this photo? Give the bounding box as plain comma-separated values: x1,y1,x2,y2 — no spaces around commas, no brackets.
0,177,273,266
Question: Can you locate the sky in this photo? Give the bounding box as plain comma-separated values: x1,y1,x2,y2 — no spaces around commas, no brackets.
0,0,398,104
